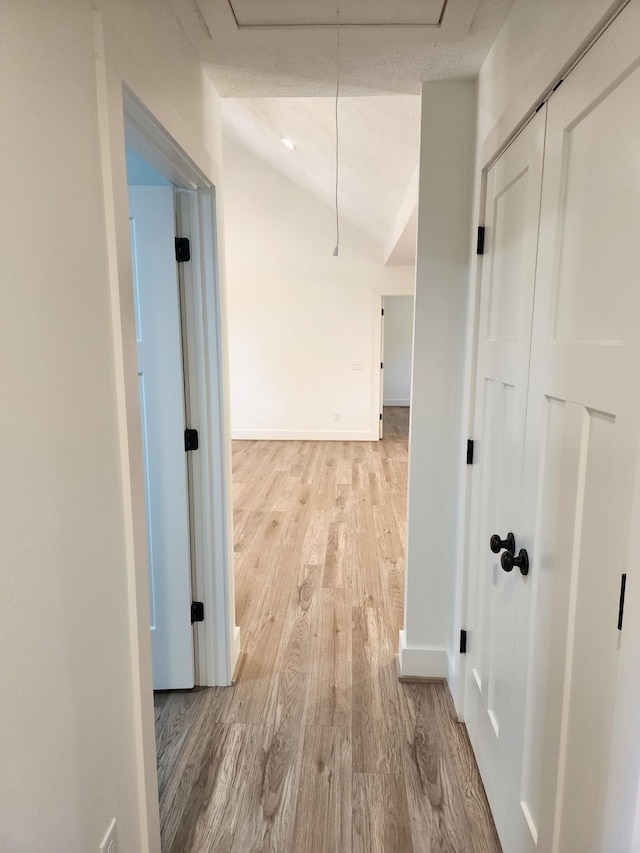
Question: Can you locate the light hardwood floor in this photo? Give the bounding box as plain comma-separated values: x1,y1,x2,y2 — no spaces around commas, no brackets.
155,408,501,852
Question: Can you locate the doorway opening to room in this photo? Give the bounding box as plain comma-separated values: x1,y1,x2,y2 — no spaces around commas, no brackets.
121,91,235,693
99,86,239,849
379,294,414,440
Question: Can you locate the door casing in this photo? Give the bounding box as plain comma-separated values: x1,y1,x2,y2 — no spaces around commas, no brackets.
123,91,237,689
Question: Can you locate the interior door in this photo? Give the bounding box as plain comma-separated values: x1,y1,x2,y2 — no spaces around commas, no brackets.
464,109,546,851
518,5,640,849
129,185,195,690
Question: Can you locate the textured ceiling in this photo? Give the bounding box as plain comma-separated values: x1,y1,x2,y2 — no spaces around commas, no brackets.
170,0,512,96
169,0,514,263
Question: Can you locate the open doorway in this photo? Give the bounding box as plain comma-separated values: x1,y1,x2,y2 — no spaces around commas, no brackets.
92,30,241,842
120,92,239,690
381,294,414,440
112,93,241,845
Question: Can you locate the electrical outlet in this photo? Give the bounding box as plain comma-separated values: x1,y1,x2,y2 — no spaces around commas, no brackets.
333,412,340,421
99,819,118,853
352,361,362,370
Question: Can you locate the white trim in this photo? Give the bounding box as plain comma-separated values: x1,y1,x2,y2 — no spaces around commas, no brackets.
195,186,240,685
231,624,242,675
447,651,465,721
398,630,450,678
449,170,485,721
175,189,239,687
383,398,410,407
124,93,206,191
232,429,379,442
93,18,160,849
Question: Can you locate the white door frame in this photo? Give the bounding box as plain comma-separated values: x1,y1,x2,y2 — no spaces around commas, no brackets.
93,34,239,845
123,90,237,688
371,286,415,439
172,186,240,686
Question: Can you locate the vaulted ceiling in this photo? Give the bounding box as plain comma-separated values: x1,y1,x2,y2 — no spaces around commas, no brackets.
169,0,514,263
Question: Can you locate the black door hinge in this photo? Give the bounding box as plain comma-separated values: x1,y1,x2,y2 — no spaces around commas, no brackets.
175,237,191,262
380,413,383,421
460,629,467,654
466,439,474,465
381,308,384,316
191,601,204,623
476,226,485,255
618,573,627,630
381,362,384,369
184,428,199,451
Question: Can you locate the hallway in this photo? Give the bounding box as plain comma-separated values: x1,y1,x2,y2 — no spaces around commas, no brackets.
155,409,500,851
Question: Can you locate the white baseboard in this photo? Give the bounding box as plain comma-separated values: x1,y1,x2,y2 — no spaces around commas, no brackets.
383,399,410,407
231,429,379,441
230,624,241,681
398,630,450,678
447,651,465,720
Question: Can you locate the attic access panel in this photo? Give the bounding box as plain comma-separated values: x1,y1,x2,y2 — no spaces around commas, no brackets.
227,0,447,27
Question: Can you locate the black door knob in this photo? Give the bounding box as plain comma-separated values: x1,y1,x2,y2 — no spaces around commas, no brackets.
490,532,516,555
501,548,529,576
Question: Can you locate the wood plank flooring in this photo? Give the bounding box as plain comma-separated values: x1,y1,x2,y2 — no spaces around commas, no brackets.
155,408,501,852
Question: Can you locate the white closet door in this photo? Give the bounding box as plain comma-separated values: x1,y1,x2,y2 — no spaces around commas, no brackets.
130,186,195,690
519,3,640,850
464,108,545,852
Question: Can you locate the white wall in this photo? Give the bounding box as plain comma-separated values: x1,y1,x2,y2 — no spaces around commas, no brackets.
383,296,414,406
0,1,233,850
223,139,415,441
399,81,477,679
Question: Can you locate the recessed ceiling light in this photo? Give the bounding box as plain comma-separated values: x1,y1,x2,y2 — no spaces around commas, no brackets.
281,137,296,150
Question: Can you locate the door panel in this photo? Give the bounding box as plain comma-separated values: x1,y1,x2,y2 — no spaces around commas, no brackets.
464,108,546,850
519,5,640,849
467,7,640,852
129,185,195,690
489,170,531,343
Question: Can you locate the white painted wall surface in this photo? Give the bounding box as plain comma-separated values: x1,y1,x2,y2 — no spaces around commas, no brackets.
399,81,476,678
383,295,414,406
223,140,415,440
0,2,234,851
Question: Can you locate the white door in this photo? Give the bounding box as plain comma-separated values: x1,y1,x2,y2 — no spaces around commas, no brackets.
129,185,195,690
464,109,546,850
518,5,640,849
466,4,640,850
